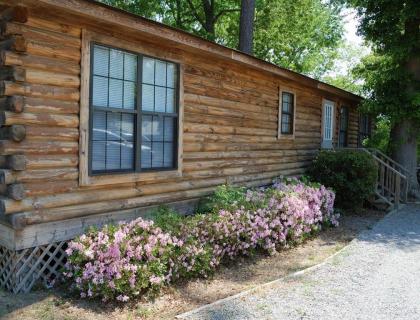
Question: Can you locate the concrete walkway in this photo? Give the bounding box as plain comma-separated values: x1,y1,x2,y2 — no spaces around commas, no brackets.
178,204,420,320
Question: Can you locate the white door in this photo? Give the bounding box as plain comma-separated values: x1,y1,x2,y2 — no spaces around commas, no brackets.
322,100,334,149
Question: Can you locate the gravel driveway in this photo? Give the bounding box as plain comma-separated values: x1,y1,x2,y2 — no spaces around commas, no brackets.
178,204,420,320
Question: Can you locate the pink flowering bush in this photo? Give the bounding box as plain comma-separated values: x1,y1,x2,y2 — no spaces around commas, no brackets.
64,177,338,301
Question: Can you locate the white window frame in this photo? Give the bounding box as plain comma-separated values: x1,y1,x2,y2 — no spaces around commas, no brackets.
321,99,335,149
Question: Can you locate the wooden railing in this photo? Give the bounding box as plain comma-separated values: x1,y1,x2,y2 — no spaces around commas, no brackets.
338,147,409,209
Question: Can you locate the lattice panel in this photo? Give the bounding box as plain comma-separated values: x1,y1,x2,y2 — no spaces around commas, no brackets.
0,241,67,293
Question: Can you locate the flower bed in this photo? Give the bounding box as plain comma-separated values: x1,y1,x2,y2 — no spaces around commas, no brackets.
64,177,338,302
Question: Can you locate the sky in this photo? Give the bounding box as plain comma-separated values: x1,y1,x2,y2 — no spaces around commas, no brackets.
326,8,369,77
343,8,364,46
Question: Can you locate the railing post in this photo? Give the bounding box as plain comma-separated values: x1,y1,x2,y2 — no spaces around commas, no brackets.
380,163,385,196
395,174,400,209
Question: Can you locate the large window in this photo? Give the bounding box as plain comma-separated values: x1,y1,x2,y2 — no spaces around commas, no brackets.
339,106,349,147
280,92,295,135
89,44,178,174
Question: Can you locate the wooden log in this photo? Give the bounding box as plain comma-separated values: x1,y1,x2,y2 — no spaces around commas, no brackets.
25,68,80,88
0,140,78,155
26,39,80,62
0,6,28,23
25,126,78,141
183,122,276,137
185,112,278,130
184,93,277,115
0,95,24,112
0,168,78,185
0,183,25,200
24,97,79,114
0,81,80,101
25,154,78,169
0,154,25,170
0,22,81,48
0,124,25,142
0,111,79,127
0,66,25,82
24,180,79,196
0,35,26,52
26,16,81,38
184,149,318,160
184,104,277,122
0,51,80,75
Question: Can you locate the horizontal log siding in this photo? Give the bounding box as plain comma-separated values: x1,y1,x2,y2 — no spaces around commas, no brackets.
0,10,360,233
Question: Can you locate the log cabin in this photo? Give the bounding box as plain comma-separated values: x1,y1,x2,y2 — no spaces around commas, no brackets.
0,0,368,292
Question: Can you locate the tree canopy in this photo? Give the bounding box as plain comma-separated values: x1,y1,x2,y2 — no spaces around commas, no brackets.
99,0,344,78
346,0,420,195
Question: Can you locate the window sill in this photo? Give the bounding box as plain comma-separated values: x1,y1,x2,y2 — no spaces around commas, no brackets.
80,169,182,187
277,134,295,140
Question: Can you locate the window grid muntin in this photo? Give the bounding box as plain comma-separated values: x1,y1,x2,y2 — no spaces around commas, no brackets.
89,42,179,175
281,92,294,135
324,104,333,140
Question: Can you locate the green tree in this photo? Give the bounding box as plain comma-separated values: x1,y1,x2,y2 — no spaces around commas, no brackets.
322,43,368,95
100,0,344,78
252,0,344,78
348,0,420,197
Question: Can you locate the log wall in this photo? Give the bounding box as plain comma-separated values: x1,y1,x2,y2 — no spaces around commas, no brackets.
0,2,362,249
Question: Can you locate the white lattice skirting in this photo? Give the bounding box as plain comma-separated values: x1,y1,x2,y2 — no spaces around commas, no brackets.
0,241,67,293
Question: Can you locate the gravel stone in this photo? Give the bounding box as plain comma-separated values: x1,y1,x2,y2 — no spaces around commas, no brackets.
178,204,420,320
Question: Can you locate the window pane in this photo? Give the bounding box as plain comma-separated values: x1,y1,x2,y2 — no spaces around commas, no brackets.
282,114,290,124
106,141,120,170
92,111,106,141
123,81,136,109
92,141,106,171
92,76,108,107
143,57,155,84
142,84,154,111
167,63,176,88
282,102,290,113
109,79,123,108
141,142,152,168
282,123,290,133
109,49,124,79
106,112,120,141
124,53,137,81
142,115,152,143
152,116,163,141
121,114,134,142
155,87,166,112
155,60,166,86
166,88,175,113
93,45,109,77
164,117,174,142
282,93,290,103
164,143,174,167
121,142,134,169
152,142,163,168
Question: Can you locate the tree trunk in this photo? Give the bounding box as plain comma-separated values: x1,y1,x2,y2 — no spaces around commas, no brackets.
202,0,216,40
390,119,420,199
238,0,255,54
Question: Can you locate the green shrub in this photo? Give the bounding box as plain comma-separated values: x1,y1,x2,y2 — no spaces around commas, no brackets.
197,184,249,213
307,150,377,209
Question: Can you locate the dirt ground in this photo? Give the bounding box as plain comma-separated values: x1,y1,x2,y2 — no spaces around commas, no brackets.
0,209,386,320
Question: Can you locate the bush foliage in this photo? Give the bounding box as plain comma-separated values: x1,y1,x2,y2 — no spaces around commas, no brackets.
307,150,377,209
64,178,338,302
